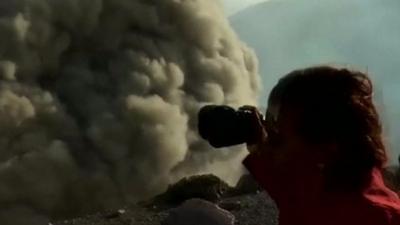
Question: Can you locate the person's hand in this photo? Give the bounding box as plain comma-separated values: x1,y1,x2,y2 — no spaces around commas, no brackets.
238,105,268,154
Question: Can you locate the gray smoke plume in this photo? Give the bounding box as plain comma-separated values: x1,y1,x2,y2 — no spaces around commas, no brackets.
0,0,261,223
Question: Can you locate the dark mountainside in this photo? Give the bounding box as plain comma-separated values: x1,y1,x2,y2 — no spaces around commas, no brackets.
230,0,400,162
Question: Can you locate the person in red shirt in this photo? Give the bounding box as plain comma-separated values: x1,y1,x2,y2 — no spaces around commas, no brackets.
243,66,400,225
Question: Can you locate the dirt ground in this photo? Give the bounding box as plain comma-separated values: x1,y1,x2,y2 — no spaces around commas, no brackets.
52,192,278,225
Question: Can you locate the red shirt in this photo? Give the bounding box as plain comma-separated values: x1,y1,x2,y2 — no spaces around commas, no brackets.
243,151,400,225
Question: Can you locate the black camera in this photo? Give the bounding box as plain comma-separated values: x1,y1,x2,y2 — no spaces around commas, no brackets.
198,105,261,148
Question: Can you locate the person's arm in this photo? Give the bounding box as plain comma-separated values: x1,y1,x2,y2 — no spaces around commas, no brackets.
243,147,294,209
241,106,292,209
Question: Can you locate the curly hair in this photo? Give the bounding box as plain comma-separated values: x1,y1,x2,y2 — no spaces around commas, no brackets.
268,66,387,191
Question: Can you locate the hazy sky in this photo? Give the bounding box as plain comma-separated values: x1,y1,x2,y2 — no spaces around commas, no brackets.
230,0,400,163
223,0,269,15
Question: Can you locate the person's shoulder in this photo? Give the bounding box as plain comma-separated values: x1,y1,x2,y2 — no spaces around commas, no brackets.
363,189,400,225
390,207,400,225
326,194,399,225
376,204,400,225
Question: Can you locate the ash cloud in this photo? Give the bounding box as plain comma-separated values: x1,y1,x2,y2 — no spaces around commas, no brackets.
0,0,261,223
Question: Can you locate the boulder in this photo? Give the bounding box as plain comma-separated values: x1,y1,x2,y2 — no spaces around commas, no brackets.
150,174,233,209
218,199,242,211
233,174,261,195
162,199,235,225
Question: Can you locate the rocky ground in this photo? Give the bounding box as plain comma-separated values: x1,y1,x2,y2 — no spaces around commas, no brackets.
53,192,277,225
52,174,278,225
53,167,400,225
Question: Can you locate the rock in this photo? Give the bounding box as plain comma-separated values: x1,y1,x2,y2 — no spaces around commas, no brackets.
150,174,233,209
104,209,126,219
162,199,235,225
233,174,261,195
218,200,242,211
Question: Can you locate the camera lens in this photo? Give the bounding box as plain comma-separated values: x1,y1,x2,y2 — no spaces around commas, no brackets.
198,105,257,148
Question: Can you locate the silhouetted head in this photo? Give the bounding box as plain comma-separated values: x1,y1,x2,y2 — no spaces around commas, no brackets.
267,66,387,191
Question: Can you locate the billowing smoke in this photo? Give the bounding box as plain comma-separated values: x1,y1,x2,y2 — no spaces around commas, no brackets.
0,0,260,223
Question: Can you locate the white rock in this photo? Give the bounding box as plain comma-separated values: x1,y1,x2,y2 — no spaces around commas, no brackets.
162,199,235,225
